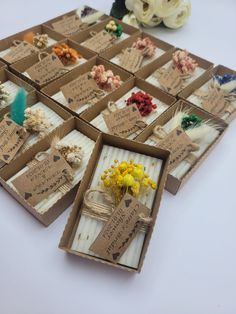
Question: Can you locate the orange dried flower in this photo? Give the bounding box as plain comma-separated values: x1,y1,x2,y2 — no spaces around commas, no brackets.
52,43,81,66
23,31,35,44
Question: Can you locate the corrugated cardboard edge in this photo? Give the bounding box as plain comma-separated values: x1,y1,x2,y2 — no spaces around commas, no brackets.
136,99,228,195
59,132,170,272
99,31,175,74
179,64,236,124
0,117,101,226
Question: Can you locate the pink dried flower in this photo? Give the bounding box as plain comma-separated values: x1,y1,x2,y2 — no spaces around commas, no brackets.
132,37,156,58
90,65,121,90
172,49,198,74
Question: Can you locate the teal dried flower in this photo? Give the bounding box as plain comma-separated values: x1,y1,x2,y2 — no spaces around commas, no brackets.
181,114,202,130
10,88,26,126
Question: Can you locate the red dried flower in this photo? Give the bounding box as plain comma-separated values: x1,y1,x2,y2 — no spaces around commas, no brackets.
126,91,157,117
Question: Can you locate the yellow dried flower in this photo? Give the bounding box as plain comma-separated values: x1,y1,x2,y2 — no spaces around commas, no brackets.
100,159,157,204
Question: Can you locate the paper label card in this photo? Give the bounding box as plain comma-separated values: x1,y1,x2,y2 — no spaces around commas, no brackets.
12,149,73,206
0,116,29,164
155,66,183,95
103,104,142,138
90,193,150,263
83,30,115,53
120,48,144,73
26,53,64,85
52,15,83,36
4,42,38,63
60,72,98,110
202,88,228,116
158,127,196,171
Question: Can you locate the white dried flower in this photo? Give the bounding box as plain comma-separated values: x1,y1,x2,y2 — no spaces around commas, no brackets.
163,0,191,28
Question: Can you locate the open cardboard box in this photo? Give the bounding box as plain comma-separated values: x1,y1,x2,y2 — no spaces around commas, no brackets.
0,117,100,226
0,24,65,65
59,132,170,272
10,38,97,89
41,56,133,116
179,65,236,123
44,6,109,37
0,68,35,118
80,76,176,139
136,99,228,195
135,48,213,96
0,90,72,169
70,17,140,54
100,31,174,74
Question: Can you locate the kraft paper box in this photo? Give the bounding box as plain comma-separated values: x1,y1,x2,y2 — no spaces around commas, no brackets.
135,48,213,96
41,56,133,116
80,76,176,139
136,99,228,195
44,6,108,37
0,90,72,170
0,117,100,226
179,65,236,124
0,68,35,117
70,17,140,54
10,38,96,90
0,25,65,65
100,32,174,74
59,132,170,272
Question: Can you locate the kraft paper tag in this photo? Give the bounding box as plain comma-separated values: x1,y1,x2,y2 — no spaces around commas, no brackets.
4,42,38,63
90,193,150,263
0,116,29,164
158,127,195,171
52,15,83,36
155,66,183,95
60,72,98,110
26,53,64,85
103,104,142,138
202,88,228,116
12,148,73,206
120,48,144,73
83,30,114,53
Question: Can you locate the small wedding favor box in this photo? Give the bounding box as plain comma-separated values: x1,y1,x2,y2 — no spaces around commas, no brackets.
179,65,236,123
80,77,176,139
0,90,72,169
100,32,174,74
45,6,108,37
0,68,35,115
59,133,170,272
10,39,96,89
0,117,100,226
41,56,132,116
71,17,140,54
136,100,228,195
0,25,65,65
136,48,213,96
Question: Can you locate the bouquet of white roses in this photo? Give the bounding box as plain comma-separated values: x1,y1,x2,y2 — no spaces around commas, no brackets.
110,0,191,29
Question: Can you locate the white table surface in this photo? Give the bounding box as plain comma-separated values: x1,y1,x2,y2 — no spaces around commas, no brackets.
0,1,235,314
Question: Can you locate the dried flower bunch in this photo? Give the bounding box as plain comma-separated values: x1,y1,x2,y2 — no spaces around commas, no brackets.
90,65,121,90
23,108,52,138
132,37,156,58
172,50,198,74
101,159,157,204
126,91,157,117
23,32,48,49
105,20,123,38
52,43,82,66
55,142,83,168
0,83,10,108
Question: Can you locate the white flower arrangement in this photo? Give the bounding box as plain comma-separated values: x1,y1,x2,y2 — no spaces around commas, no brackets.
110,0,191,29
